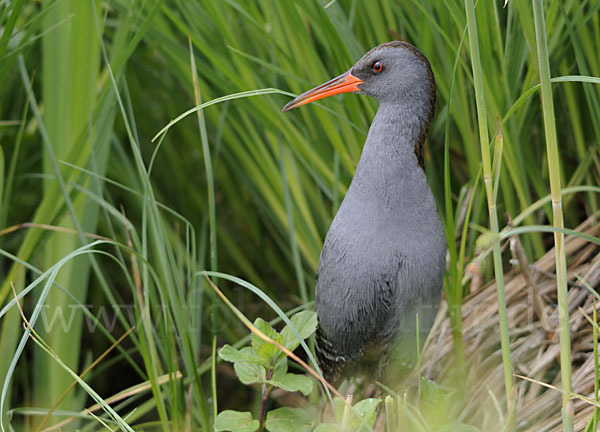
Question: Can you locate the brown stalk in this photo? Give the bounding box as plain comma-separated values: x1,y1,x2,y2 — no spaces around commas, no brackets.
0,222,111,241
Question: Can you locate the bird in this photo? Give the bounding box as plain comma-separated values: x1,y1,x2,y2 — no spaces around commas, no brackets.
281,41,446,387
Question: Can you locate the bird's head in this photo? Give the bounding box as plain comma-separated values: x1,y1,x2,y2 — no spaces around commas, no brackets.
281,41,435,112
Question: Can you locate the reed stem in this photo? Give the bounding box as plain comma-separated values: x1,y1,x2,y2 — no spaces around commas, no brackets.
463,0,515,427
532,1,573,429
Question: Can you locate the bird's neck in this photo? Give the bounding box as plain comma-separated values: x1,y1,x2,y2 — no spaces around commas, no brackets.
349,101,432,204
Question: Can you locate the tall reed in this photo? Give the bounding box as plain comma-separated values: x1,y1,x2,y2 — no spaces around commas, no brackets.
532,0,573,429
463,0,514,427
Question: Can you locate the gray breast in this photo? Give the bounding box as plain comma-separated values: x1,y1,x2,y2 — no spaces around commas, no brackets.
315,198,445,368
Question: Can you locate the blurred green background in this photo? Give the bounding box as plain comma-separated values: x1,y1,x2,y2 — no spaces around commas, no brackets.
0,0,598,430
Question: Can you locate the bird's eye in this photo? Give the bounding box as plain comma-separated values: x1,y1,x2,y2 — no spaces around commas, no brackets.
372,61,384,73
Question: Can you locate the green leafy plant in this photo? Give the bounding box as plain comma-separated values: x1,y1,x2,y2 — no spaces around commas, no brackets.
215,310,385,432
215,311,317,432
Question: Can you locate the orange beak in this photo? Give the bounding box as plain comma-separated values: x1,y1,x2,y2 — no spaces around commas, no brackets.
281,71,364,112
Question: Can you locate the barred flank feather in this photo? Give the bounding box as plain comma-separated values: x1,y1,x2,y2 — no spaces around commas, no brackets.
315,324,349,384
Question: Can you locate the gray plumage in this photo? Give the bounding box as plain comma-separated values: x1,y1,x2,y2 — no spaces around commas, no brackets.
285,42,446,386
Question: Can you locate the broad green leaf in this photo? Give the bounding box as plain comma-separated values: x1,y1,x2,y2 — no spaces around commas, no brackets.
421,377,449,401
334,397,381,430
352,398,381,428
333,397,346,424
265,407,313,432
233,360,266,385
281,311,318,351
251,318,284,365
353,398,381,416
314,425,339,432
420,377,456,423
273,357,288,376
218,345,261,363
214,410,259,432
267,373,313,395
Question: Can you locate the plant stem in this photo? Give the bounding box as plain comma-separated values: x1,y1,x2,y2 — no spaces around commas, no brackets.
463,0,514,427
443,25,468,374
258,370,273,431
594,298,598,431
190,39,218,427
532,1,573,429
258,383,268,430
